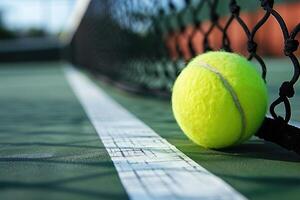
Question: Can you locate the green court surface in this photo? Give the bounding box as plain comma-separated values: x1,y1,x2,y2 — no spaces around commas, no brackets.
0,61,299,200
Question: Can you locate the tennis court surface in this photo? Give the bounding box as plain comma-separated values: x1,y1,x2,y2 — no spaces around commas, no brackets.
0,60,299,200
0,0,300,200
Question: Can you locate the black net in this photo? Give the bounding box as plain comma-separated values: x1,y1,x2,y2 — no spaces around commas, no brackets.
68,0,300,153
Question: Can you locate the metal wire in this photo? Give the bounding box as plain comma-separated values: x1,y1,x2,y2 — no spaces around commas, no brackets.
70,0,300,153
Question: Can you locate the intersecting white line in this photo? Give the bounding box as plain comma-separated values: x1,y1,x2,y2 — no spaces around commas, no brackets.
64,66,247,200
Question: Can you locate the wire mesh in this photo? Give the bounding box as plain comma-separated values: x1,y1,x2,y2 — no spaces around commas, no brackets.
69,0,300,153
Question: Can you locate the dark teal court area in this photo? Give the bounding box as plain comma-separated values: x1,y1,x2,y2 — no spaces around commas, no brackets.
0,63,127,200
0,61,299,200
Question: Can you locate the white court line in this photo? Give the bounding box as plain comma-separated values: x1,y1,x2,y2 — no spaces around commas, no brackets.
64,66,247,200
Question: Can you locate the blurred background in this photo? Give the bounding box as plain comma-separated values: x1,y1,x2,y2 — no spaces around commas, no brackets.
0,0,299,62
0,0,75,62
0,0,74,38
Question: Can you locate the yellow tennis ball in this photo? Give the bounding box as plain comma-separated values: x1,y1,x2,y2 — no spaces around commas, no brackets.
172,51,268,149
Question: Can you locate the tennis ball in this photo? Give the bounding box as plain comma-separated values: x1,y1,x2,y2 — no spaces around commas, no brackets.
172,51,268,149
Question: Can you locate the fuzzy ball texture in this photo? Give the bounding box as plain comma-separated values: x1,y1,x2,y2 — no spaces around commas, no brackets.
172,51,268,149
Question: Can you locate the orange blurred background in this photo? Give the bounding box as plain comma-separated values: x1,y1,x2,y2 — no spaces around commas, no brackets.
166,2,300,60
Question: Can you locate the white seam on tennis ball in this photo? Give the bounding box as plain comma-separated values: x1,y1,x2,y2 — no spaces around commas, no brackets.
197,61,247,143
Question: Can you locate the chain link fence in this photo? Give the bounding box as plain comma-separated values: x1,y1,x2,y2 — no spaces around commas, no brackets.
70,0,300,154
